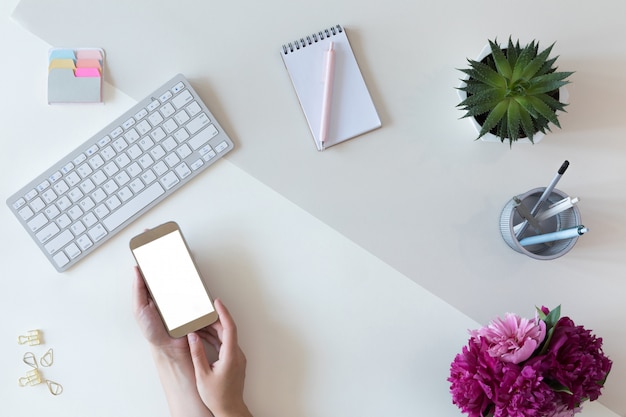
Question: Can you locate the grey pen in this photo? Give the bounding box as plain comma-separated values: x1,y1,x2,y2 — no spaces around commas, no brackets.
515,160,570,239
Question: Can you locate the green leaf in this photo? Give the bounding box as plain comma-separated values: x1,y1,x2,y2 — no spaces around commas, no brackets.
478,100,508,138
520,43,554,80
545,305,562,327
516,100,536,141
545,379,574,395
461,99,505,118
527,96,561,127
527,72,573,94
465,60,507,88
506,37,519,67
507,99,522,141
534,56,558,77
489,40,512,78
511,41,536,82
536,93,567,113
458,88,505,109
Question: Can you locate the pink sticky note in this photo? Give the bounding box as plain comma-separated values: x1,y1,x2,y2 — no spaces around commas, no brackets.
74,67,101,77
76,59,101,70
76,49,103,60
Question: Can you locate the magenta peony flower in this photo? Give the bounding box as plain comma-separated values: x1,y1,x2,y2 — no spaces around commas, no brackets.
448,337,501,417
538,317,612,408
472,313,547,364
492,363,556,417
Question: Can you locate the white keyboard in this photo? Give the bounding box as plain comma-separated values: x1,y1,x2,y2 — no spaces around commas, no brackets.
6,74,234,272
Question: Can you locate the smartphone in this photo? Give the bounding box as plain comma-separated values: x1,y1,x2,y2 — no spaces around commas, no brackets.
129,221,218,338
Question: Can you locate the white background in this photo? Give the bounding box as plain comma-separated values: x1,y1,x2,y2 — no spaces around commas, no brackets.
0,0,623,416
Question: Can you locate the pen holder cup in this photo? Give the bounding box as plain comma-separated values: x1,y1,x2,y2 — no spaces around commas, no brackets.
499,187,582,260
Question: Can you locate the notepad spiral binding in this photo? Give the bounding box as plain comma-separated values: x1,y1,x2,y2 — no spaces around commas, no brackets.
282,25,343,54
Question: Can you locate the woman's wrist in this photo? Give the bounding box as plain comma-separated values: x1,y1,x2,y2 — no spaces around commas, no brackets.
212,404,253,417
150,346,213,417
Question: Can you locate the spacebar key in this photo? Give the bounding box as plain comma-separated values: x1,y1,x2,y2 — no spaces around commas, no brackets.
103,183,165,231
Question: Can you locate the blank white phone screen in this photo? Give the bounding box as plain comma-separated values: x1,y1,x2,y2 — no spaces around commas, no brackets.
133,230,214,330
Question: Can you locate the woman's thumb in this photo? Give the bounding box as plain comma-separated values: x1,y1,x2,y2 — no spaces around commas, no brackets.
187,332,211,375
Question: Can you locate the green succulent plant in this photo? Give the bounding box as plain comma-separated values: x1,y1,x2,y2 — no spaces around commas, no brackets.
457,38,573,145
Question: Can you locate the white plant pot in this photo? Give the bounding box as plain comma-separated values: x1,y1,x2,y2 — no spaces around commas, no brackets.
457,43,569,144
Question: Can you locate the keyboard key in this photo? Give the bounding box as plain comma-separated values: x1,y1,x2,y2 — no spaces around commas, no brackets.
146,100,160,112
65,243,81,259
136,120,151,135
103,182,164,231
177,144,192,159
122,118,136,129
28,213,48,232
13,198,26,210
189,124,218,150
37,180,50,192
175,163,191,179
171,81,185,93
53,252,70,268
99,136,112,149
83,212,98,227
30,197,46,213
54,180,70,195
160,172,180,189
134,108,148,120
125,129,140,143
19,205,35,221
187,113,210,135
159,91,173,103
25,189,38,201
110,126,124,138
68,206,83,221
215,141,229,153
174,110,190,125
186,101,201,117
45,229,73,254
161,103,175,118
148,112,164,127
56,214,72,229
76,235,93,251
88,224,108,242
36,222,60,244
71,221,86,235
191,159,204,170
172,90,193,109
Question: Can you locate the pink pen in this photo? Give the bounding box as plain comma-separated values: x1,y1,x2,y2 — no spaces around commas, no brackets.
319,41,335,151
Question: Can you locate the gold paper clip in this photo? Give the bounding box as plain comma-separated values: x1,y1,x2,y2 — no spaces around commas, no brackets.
18,330,42,346
18,369,42,387
23,352,39,369
40,348,54,367
46,380,63,396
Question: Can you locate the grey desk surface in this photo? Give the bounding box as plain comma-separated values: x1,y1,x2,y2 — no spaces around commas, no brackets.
10,0,626,414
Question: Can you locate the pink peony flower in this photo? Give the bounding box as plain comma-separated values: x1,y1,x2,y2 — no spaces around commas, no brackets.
472,313,547,364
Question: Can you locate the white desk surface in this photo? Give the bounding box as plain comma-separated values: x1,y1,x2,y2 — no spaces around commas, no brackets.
0,1,623,416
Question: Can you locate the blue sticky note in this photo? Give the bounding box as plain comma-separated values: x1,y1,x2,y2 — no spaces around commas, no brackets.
49,49,76,61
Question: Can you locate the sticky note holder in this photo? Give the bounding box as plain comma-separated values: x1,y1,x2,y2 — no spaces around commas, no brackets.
48,48,104,104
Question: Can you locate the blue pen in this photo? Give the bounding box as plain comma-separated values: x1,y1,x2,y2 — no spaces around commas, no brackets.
519,225,588,247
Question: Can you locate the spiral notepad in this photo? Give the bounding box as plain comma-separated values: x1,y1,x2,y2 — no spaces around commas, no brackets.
281,25,381,150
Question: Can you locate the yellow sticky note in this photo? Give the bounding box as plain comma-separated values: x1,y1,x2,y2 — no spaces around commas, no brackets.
49,59,76,71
